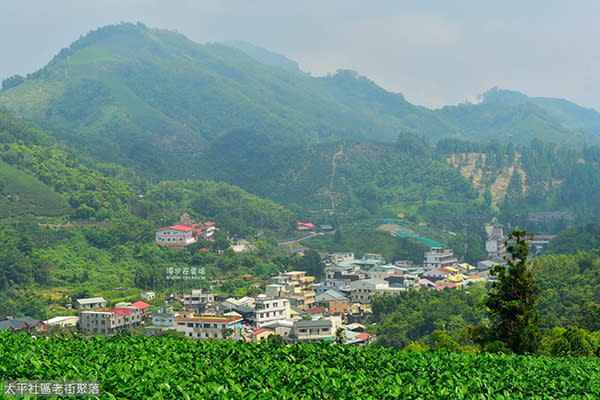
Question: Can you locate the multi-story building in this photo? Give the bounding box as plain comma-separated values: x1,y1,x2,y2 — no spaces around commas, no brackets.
486,225,507,258
350,279,405,303
423,247,458,270
175,315,243,340
79,307,142,334
312,279,350,296
287,287,316,310
182,289,215,310
270,271,315,290
254,296,290,327
154,224,197,249
268,271,317,310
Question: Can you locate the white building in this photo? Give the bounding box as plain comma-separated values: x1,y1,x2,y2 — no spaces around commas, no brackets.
423,247,458,270
175,315,242,340
79,307,142,334
349,279,404,303
155,224,196,249
329,252,355,264
182,289,214,310
44,316,79,328
75,297,106,310
141,292,156,301
254,296,291,327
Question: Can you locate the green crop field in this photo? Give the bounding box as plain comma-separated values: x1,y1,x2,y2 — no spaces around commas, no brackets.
1,333,599,399
0,159,70,218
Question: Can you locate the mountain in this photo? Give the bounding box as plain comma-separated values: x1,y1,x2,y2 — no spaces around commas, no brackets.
480,87,600,137
221,40,305,74
1,23,596,178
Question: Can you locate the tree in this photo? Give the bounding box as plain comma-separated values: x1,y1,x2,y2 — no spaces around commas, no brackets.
334,327,347,345
484,229,541,354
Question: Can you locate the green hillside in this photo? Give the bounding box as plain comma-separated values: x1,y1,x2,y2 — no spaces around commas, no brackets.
1,23,595,179
193,130,484,221
0,159,70,217
481,87,600,136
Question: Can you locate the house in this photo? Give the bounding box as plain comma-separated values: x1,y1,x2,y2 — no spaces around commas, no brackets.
297,222,316,231
129,301,151,316
140,292,155,301
368,265,404,280
320,225,334,232
486,225,507,258
261,320,294,338
314,290,350,315
145,307,177,336
44,316,79,328
289,319,333,342
305,307,327,319
349,279,404,303
477,258,508,271
268,271,316,310
79,306,142,334
424,247,458,270
530,235,555,254
422,267,455,281
182,289,214,310
0,317,46,333
154,224,197,249
75,297,106,310
270,271,316,290
313,279,351,296
419,278,437,289
254,296,290,327
251,328,275,342
175,315,243,340
329,252,355,264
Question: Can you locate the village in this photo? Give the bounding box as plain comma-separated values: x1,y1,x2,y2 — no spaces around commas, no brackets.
1,219,555,345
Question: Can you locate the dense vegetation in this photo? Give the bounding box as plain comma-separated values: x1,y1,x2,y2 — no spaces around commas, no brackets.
1,22,597,182
437,137,600,229
3,333,600,399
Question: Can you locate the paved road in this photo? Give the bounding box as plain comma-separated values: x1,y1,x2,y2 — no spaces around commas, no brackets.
277,232,318,246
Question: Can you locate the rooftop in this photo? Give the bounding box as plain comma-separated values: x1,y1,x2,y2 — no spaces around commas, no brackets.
76,297,106,304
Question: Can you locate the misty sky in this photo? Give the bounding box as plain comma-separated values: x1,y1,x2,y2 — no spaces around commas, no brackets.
2,0,600,110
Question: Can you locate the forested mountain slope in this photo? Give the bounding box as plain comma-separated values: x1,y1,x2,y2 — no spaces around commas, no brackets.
1,23,596,179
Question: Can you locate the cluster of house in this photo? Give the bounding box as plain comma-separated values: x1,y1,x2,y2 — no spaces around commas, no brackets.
485,223,555,260
155,219,218,249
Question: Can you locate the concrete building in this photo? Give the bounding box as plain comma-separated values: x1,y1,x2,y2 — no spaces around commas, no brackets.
44,316,79,328
312,279,350,296
329,252,355,264
75,297,106,310
424,247,458,270
182,289,214,310
255,297,290,327
368,265,404,280
79,307,142,334
175,315,243,340
154,224,197,249
270,271,316,291
268,271,316,310
349,279,405,303
289,319,333,342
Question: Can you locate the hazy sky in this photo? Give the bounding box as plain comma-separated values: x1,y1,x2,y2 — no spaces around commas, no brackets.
2,1,600,110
